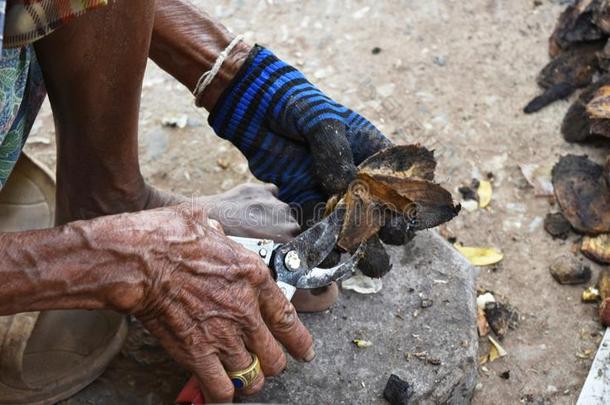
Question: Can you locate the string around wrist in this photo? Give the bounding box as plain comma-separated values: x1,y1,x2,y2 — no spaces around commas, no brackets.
193,35,244,107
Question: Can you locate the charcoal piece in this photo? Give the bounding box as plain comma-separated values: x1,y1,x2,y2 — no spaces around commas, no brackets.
383,374,414,405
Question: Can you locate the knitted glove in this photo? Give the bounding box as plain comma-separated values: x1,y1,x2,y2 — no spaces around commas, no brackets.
209,45,410,276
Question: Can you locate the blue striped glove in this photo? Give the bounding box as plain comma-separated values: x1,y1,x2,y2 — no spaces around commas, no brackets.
209,45,410,278
208,45,392,208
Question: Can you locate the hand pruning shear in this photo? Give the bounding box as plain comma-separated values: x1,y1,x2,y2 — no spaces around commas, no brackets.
176,206,364,404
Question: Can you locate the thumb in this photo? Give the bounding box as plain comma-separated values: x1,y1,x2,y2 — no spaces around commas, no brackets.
306,120,357,196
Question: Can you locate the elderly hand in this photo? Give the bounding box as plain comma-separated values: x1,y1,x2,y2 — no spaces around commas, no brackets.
209,45,411,276
104,204,313,402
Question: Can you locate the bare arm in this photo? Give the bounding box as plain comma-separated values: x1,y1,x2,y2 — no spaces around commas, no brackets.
0,204,314,402
150,0,252,110
0,220,142,316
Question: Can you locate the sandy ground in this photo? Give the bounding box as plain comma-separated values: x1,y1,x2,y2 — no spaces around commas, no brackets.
24,0,610,403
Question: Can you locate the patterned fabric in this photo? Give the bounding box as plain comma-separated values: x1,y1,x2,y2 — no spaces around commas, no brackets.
209,45,391,205
3,0,108,49
0,46,46,189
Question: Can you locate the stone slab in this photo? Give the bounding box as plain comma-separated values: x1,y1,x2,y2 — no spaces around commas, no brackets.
63,230,478,405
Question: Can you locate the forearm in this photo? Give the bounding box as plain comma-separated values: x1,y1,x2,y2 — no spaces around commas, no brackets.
0,220,145,316
150,0,251,110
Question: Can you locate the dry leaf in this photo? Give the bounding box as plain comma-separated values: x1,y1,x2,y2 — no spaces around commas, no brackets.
477,180,493,208
454,245,504,266
477,308,490,337
582,234,610,264
582,286,601,303
520,163,554,197
352,339,373,348
480,336,507,365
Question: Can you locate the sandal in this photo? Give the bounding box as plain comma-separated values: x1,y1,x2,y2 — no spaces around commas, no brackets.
0,153,127,405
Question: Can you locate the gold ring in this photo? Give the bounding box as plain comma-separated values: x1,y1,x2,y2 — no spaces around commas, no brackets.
227,353,261,389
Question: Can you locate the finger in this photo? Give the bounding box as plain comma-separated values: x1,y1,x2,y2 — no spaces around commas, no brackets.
208,218,225,234
218,338,265,396
243,313,287,376
263,183,279,196
306,120,357,196
192,354,235,403
258,279,315,362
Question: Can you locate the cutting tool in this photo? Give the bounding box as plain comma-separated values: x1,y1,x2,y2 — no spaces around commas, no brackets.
176,206,364,404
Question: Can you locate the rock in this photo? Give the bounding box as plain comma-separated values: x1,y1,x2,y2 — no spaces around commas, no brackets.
66,232,478,404
549,255,592,285
544,212,572,240
384,374,414,405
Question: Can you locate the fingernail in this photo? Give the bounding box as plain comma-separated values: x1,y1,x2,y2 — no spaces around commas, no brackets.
302,346,316,362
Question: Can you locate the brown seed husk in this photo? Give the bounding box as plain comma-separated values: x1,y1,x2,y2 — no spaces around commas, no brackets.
539,42,602,89
358,144,436,181
582,234,610,263
338,186,384,251
562,75,610,142
598,268,610,301
549,0,605,56
544,212,573,240
593,0,610,34
587,85,610,119
337,146,459,251
552,154,610,234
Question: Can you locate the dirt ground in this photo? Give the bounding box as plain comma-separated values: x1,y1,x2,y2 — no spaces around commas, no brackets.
24,0,610,403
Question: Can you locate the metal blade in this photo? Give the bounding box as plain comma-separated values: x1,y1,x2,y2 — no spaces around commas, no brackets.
295,243,366,289
278,206,346,273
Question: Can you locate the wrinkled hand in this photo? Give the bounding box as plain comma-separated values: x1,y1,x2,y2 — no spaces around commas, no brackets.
113,204,313,402
209,45,411,276
199,183,300,242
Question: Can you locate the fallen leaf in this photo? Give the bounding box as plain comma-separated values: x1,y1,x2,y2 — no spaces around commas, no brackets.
581,234,610,264
477,180,493,208
454,244,504,266
352,339,373,348
480,336,507,365
576,348,594,359
477,308,490,337
520,163,554,197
